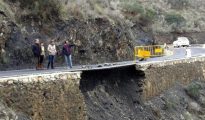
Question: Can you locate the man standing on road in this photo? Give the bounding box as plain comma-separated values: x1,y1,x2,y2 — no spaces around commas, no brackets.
47,40,57,69
32,39,41,70
62,41,74,69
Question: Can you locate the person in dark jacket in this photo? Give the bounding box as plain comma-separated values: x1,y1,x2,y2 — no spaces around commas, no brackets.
32,39,41,70
62,41,74,69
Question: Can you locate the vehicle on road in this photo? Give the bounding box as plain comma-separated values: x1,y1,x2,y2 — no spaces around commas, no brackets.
173,37,190,47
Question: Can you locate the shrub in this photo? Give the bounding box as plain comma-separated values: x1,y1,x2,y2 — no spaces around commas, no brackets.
145,9,156,21
185,82,202,100
121,0,144,15
6,0,62,22
121,0,156,25
163,98,176,110
165,13,185,27
167,0,190,10
139,8,156,25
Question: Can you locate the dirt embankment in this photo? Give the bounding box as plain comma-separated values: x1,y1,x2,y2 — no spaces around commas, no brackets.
80,66,148,120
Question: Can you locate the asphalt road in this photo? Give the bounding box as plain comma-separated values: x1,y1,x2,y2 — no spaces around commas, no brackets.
143,47,205,62
0,46,205,78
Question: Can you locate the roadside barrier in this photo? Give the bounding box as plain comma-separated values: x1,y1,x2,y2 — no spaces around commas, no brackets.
134,45,165,60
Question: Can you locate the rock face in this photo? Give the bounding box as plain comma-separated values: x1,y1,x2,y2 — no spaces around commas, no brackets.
0,0,155,70
3,0,205,70
0,15,145,70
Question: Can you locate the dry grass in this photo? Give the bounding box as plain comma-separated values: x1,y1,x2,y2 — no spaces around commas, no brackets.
1,0,205,33
0,0,15,21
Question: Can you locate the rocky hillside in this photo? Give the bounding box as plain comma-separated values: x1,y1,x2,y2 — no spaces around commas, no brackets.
0,0,205,69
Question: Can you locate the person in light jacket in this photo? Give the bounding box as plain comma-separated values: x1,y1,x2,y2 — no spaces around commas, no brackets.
47,40,57,69
39,42,45,69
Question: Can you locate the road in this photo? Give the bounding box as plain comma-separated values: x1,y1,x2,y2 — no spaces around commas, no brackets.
0,46,205,78
143,47,205,62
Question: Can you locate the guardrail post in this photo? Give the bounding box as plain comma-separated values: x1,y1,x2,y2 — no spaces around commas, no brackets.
186,48,191,57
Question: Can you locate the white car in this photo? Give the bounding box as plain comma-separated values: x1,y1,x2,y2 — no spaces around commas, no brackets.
173,37,190,47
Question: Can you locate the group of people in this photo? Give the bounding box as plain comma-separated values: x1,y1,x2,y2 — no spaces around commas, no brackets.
32,39,73,70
